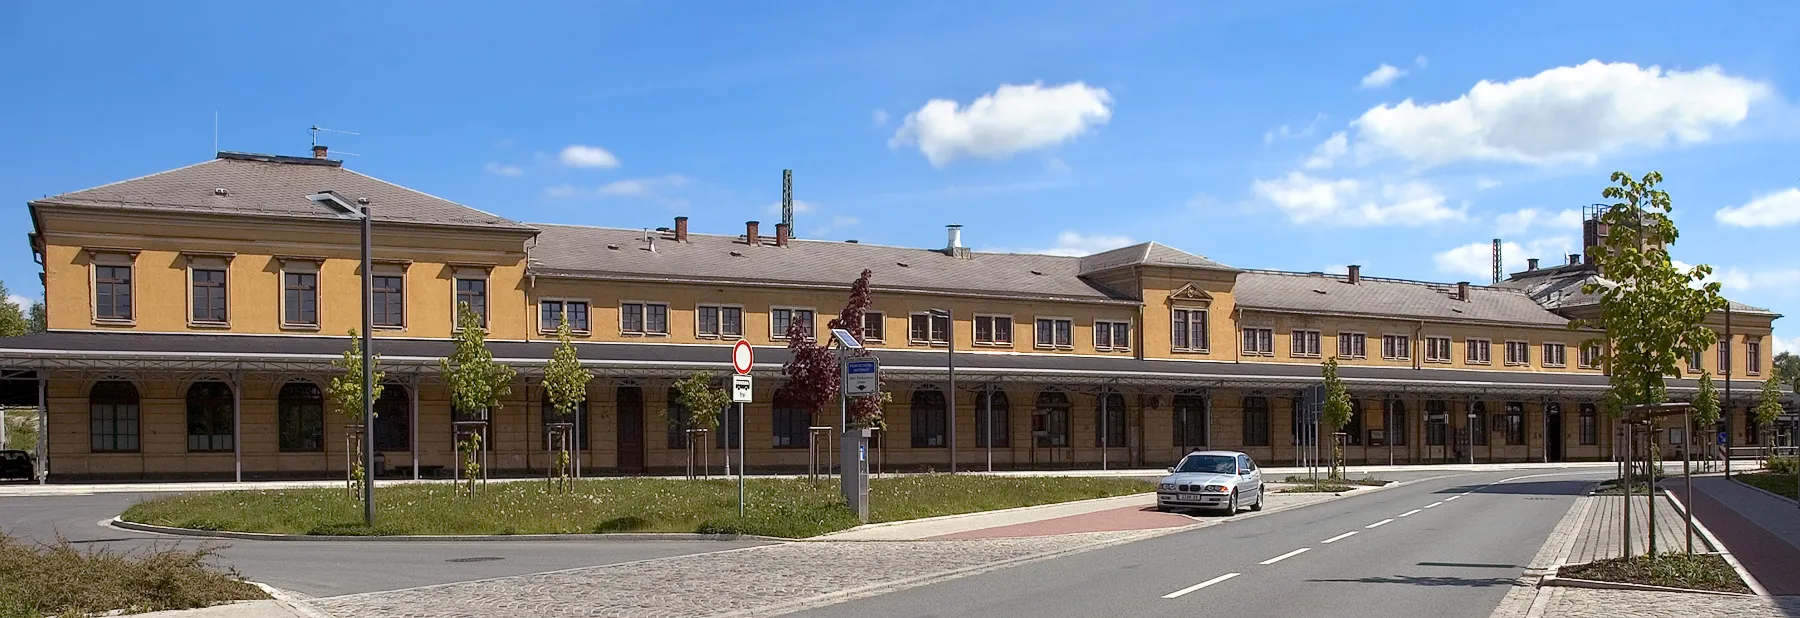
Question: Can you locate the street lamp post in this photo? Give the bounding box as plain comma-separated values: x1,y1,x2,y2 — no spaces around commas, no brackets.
310,191,375,527
930,309,955,473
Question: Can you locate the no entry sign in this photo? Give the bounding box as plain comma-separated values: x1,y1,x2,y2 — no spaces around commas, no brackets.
732,339,753,375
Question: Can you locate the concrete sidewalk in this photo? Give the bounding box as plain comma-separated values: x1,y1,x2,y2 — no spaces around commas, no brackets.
131,600,320,618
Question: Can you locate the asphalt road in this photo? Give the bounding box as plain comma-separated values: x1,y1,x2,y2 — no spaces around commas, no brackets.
789,468,1608,618
0,491,767,598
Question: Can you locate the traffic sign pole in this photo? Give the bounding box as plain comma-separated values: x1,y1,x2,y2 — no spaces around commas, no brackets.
730,340,752,518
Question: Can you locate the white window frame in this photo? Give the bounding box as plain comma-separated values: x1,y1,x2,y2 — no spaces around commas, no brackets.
859,311,885,343
278,258,322,331
770,306,816,340
1542,342,1567,368
1241,327,1274,356
1424,335,1452,363
1466,338,1492,365
538,297,592,335
1170,307,1209,353
86,248,140,325
183,254,233,328
695,303,745,339
1034,316,1075,350
908,311,951,345
1381,333,1411,361
450,272,490,331
1504,340,1531,366
973,313,1013,347
1094,319,1132,352
1582,343,1604,369
1337,331,1367,359
1290,329,1321,358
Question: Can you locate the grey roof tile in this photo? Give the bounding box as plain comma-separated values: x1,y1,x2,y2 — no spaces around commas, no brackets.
1233,270,1569,326
32,152,534,232
1078,241,1235,275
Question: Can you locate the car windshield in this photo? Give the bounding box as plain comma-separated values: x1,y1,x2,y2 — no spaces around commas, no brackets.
1175,455,1236,474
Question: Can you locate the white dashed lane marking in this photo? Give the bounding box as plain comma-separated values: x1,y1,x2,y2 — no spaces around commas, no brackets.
1424,501,1444,509
1163,573,1241,599
1321,531,1358,544
1399,509,1422,517
1365,518,1395,529
1259,548,1311,565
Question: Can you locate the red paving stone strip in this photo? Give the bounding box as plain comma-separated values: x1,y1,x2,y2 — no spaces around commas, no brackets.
1687,483,1800,595
929,505,1194,540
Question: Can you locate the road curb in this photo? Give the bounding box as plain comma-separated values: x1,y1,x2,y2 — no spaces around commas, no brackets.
1539,574,1755,597
807,492,1156,540
109,517,792,543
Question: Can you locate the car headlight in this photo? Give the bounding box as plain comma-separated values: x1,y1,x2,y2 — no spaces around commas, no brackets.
1158,483,1176,491
1204,485,1229,493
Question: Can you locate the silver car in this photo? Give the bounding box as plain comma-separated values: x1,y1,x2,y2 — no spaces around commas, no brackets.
1156,450,1264,514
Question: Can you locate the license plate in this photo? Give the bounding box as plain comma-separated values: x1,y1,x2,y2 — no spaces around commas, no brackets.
1179,494,1200,501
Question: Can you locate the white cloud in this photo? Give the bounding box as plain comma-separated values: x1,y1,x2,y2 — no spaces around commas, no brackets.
1036,231,1135,257
890,81,1113,167
1494,208,1582,236
1303,131,1349,169
1434,236,1577,279
1359,63,1408,90
7,295,31,309
545,184,584,199
808,215,861,237
597,174,688,197
1476,176,1502,190
1716,188,1800,227
1251,172,1463,226
1354,60,1772,168
872,109,890,127
1264,113,1327,145
559,145,621,169
1705,266,1800,292
483,162,523,177
1773,334,1800,356
1414,55,1429,69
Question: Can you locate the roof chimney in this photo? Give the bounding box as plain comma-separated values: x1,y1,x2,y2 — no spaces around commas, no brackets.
774,223,790,247
1568,253,1580,266
1346,264,1361,284
674,216,689,242
1527,258,1540,271
1457,281,1471,301
745,220,761,246
944,224,971,259
312,145,329,159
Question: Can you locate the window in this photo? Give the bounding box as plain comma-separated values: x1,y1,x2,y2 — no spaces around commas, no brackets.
277,382,324,452
455,277,487,325
1171,308,1209,351
1290,330,1321,358
1688,347,1704,373
1034,390,1070,447
666,387,693,449
1582,344,1604,369
374,385,410,451
1241,328,1273,355
185,381,234,452
1505,341,1531,366
910,387,947,448
1719,338,1733,375
910,312,950,344
974,315,1013,346
541,388,589,450
373,275,405,327
1746,407,1760,445
1381,334,1410,360
89,381,139,453
976,389,1009,448
540,300,591,333
1543,343,1567,367
1343,400,1363,445
1095,392,1126,447
622,302,671,335
1424,336,1452,363
94,264,134,321
1748,339,1763,375
1173,392,1207,448
190,269,228,324
1425,400,1448,446
1242,396,1270,446
772,307,815,340
1095,320,1131,351
1467,339,1492,364
772,389,810,448
283,272,318,327
1338,332,1367,359
1579,403,1598,445
1504,402,1526,445
1470,402,1488,446
1035,318,1073,349
697,304,745,338
860,311,884,343
1385,399,1407,446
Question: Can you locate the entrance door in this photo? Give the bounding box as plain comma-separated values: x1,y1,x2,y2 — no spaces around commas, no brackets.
616,387,645,473
1545,403,1564,462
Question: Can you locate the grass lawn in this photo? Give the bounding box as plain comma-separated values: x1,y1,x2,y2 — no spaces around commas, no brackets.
1558,553,1750,593
0,534,266,618
1734,472,1798,500
122,475,1154,539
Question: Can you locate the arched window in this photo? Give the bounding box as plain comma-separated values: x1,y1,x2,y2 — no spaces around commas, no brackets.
1386,398,1409,446
666,387,692,449
1343,399,1364,445
910,387,947,448
1242,396,1270,446
186,381,234,452
1470,401,1488,446
975,388,1009,448
1034,390,1070,447
277,382,324,452
772,388,810,448
374,384,410,451
541,387,589,450
1095,391,1126,448
89,381,139,453
1173,391,1207,448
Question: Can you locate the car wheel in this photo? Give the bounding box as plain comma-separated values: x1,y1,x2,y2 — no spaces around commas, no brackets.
1250,485,1264,512
1154,504,1170,513
1225,489,1239,515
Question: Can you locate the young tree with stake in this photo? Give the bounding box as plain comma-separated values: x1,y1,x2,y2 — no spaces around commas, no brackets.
542,315,591,491
327,330,384,495
1320,357,1354,480
668,371,730,477
440,302,516,495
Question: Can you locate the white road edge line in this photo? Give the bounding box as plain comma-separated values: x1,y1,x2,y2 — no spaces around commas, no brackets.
1259,548,1311,565
1424,501,1444,509
1321,531,1359,544
1444,495,1460,501
1365,518,1395,529
1163,572,1241,599
1398,509,1422,517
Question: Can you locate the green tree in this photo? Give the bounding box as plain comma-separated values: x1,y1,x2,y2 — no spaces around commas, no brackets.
668,371,731,476
1320,357,1354,479
1754,376,1783,457
1774,351,1800,394
440,302,516,493
26,302,45,334
0,282,29,337
1692,372,1721,439
541,315,592,489
327,329,384,492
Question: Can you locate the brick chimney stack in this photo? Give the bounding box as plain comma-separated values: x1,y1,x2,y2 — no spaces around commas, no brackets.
745,221,761,246
1347,264,1361,284
774,223,790,247
312,145,329,159
1457,281,1471,301
674,216,689,242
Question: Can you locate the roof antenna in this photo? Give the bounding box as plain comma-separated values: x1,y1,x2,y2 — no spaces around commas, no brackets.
309,125,362,157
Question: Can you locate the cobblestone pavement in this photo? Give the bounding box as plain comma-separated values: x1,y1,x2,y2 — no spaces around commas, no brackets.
1540,588,1800,617
1565,492,1704,564
307,530,1159,617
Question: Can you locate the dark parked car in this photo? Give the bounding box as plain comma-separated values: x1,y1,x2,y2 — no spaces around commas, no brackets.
0,450,34,480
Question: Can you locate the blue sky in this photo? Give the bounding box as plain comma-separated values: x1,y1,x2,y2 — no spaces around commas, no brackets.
4,1,1799,347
